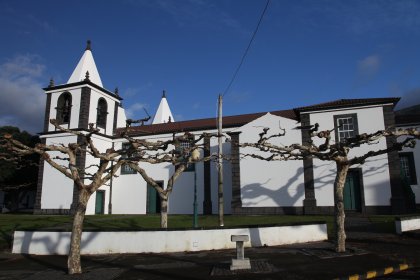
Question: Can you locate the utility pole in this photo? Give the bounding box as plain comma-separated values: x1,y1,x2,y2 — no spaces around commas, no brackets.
193,166,198,228
217,94,224,226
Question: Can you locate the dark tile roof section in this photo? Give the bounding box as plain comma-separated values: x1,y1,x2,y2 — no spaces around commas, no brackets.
43,80,123,101
117,98,401,137
118,110,297,137
395,114,420,126
294,98,400,114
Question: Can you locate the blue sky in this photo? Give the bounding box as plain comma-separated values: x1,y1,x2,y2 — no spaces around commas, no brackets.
1,0,420,133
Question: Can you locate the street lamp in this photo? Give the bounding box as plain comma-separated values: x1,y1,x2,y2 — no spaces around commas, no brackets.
190,147,200,228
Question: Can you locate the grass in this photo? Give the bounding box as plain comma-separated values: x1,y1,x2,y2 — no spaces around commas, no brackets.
365,215,398,233
0,213,401,251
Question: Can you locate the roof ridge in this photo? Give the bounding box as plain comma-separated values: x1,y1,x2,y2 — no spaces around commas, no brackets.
294,97,400,112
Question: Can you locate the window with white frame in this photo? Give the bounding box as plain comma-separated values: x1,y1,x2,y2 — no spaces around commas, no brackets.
334,113,359,142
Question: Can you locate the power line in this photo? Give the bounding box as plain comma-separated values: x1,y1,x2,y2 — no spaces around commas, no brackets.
222,0,270,97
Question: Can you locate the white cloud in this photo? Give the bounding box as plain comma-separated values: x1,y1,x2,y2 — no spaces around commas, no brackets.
283,0,420,35
174,114,183,121
126,0,247,33
123,87,141,98
192,102,200,110
358,55,380,77
227,91,251,104
0,55,46,133
125,102,149,119
0,55,45,79
355,55,380,86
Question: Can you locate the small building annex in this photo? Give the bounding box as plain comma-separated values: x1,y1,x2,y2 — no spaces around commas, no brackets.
34,42,420,216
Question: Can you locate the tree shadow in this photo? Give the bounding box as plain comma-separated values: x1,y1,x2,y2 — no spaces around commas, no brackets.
241,167,305,207
14,230,99,256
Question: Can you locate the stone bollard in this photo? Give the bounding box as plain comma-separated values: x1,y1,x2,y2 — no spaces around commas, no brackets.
230,235,251,270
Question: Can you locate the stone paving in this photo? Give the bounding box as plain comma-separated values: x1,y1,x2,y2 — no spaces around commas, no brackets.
0,217,419,279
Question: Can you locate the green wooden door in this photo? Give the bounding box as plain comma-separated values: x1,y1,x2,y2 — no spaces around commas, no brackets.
95,190,105,214
147,183,162,214
344,170,362,211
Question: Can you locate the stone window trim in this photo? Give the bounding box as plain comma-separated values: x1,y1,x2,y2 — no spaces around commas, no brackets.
56,92,72,125
175,135,195,172
333,113,359,143
120,142,137,175
399,152,418,185
96,97,108,129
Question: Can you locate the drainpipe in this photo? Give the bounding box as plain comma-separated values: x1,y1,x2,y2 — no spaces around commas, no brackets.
108,142,114,214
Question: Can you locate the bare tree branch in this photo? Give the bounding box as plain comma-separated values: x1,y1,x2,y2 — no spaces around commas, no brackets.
239,125,420,253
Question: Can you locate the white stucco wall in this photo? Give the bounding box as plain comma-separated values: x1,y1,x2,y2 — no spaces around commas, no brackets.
83,135,113,215
308,106,392,207
12,223,327,255
111,170,147,214
170,136,206,214
40,133,116,213
398,126,420,204
209,138,232,214
40,134,77,210
110,129,232,215
101,140,148,215
238,113,305,208
117,106,127,128
395,216,420,234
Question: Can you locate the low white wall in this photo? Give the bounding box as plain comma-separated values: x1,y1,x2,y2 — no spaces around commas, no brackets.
12,223,327,255
395,216,420,234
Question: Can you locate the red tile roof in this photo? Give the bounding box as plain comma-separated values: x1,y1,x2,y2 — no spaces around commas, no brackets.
117,109,297,136
118,98,401,137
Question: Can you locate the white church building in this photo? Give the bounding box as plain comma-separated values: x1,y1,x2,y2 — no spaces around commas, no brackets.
34,42,420,216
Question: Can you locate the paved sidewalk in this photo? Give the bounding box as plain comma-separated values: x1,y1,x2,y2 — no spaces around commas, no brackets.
1,218,419,279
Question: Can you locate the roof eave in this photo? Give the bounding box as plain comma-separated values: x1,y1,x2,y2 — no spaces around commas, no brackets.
43,80,123,101
293,98,401,121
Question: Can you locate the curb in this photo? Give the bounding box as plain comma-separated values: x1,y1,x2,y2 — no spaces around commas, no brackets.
334,264,410,280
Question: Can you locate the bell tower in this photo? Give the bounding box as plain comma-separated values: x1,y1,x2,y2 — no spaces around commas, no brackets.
42,40,123,136
34,41,125,214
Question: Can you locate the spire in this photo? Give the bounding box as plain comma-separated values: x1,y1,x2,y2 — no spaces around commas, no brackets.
67,40,103,87
84,71,90,81
86,40,91,51
152,91,175,124
48,77,55,88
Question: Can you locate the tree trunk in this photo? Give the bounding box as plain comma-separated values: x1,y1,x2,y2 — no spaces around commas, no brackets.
334,162,349,253
67,188,90,274
160,195,168,228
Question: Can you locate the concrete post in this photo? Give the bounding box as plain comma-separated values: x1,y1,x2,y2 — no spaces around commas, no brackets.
230,235,251,270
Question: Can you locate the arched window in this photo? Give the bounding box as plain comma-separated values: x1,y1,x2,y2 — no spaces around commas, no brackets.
56,92,72,124
96,98,108,128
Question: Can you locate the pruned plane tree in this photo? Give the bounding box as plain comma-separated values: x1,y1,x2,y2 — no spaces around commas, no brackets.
239,124,420,252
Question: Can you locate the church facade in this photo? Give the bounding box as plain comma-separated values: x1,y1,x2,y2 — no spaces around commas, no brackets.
34,42,420,216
